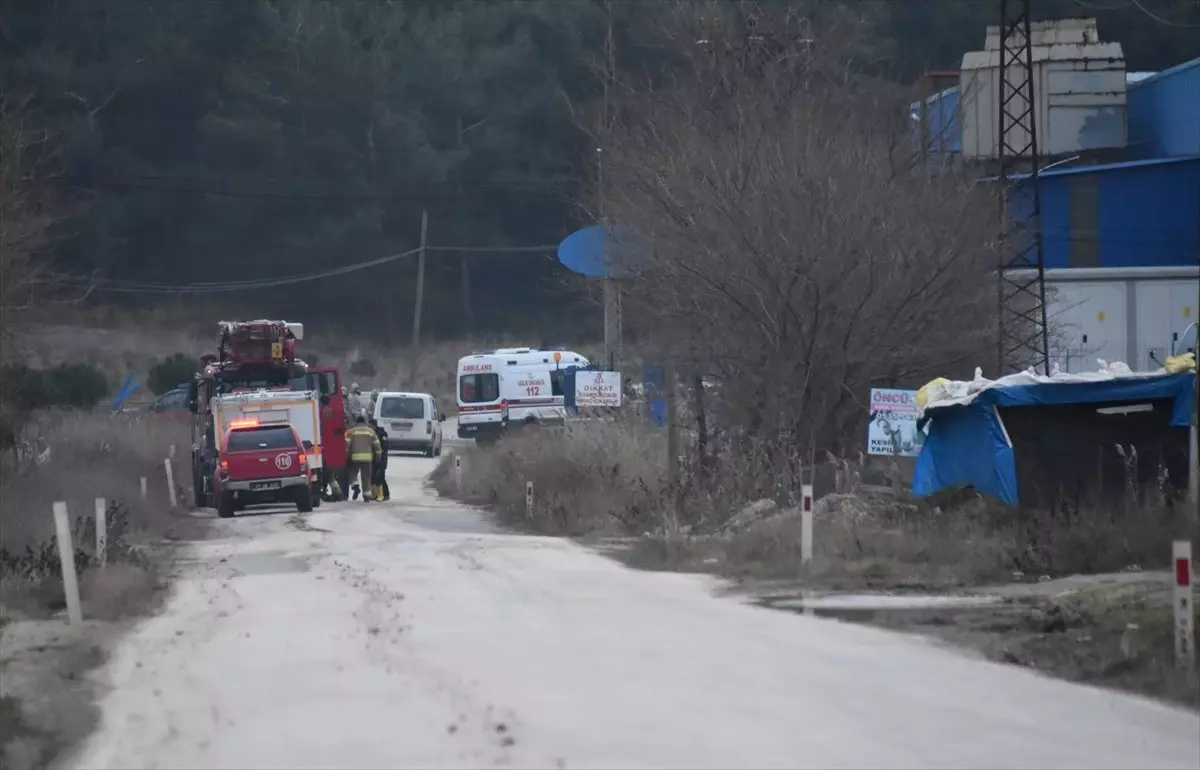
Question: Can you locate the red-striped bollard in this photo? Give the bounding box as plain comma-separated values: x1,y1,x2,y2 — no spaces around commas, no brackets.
1174,540,1195,674
801,484,814,564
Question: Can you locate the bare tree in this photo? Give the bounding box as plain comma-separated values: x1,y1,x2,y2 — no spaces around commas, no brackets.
0,94,66,451
0,94,61,354
594,1,1001,499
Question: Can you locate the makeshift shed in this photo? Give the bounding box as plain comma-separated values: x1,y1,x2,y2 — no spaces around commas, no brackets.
913,366,1195,506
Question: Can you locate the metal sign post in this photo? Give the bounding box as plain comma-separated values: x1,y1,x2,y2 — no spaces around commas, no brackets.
164,458,177,508
1174,540,1195,674
95,498,108,568
800,484,814,564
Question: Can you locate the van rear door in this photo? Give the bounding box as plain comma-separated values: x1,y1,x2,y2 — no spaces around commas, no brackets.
377,394,428,441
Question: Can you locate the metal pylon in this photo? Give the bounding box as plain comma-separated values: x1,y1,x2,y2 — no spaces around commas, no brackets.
996,0,1050,376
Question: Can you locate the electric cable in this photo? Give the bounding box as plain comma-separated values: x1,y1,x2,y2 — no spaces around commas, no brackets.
46,242,565,294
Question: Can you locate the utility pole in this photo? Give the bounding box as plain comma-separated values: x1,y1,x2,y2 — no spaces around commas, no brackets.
600,0,622,371
411,209,428,350
1190,202,1199,509
664,360,679,520
461,254,473,333
996,0,1050,376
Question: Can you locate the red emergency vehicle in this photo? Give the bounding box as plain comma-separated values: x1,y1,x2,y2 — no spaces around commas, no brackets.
212,418,312,517
188,320,347,507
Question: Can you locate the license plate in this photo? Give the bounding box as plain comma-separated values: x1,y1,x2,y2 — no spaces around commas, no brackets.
391,422,413,431
250,480,282,491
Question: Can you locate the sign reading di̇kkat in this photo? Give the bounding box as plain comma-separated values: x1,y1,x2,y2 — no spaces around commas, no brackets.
575,371,622,407
867,388,925,457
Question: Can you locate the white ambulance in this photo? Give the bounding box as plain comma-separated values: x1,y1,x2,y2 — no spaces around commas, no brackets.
455,347,589,443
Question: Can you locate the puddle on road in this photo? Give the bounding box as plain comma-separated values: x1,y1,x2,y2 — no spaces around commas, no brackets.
756,592,1008,624
227,551,313,576
177,550,314,577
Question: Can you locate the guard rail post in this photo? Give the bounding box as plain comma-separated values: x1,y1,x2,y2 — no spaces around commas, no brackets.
52,502,83,624
800,484,814,564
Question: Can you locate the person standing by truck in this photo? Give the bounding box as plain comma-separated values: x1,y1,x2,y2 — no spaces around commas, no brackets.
344,413,381,501
369,418,391,502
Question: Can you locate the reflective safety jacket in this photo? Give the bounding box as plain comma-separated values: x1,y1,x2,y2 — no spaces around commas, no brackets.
345,424,382,463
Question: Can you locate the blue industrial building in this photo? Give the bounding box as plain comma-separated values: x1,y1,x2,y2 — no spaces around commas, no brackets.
1034,156,1199,269
1127,58,1200,159
912,53,1200,268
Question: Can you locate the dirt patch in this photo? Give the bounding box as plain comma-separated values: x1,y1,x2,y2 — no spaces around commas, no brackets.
748,575,1200,709
0,541,189,769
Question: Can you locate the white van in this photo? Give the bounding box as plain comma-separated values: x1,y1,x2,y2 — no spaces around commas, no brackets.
456,347,590,443
373,392,443,457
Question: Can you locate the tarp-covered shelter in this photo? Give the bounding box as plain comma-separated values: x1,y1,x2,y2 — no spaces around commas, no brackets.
913,365,1195,506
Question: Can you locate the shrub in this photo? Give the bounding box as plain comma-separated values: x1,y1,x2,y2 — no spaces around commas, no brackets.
147,352,197,395
435,421,1196,587
432,419,670,536
0,411,190,614
348,358,376,378
45,363,108,408
0,363,108,411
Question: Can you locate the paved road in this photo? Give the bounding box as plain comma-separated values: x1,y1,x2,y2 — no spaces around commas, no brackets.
68,454,1200,769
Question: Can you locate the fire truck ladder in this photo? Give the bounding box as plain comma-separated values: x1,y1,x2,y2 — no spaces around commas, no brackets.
996,0,1050,377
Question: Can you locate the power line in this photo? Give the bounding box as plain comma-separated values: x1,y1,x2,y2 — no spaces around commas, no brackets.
426,244,557,253
1128,0,1200,28
47,242,563,294
71,178,577,202
49,247,421,294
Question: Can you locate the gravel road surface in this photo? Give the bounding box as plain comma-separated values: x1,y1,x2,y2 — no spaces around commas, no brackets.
66,453,1200,769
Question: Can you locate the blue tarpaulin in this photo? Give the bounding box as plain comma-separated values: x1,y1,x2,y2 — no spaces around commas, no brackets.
111,373,140,411
912,373,1195,505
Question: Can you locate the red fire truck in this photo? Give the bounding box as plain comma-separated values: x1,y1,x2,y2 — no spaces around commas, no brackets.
188,320,347,507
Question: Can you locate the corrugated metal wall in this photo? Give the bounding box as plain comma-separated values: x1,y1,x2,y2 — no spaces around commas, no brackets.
910,87,961,159
1035,157,1200,269
1127,57,1200,158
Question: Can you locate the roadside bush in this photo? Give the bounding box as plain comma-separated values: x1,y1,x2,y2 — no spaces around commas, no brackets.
147,352,196,395
349,358,377,378
0,363,108,411
0,410,190,617
432,419,670,536
437,423,1195,588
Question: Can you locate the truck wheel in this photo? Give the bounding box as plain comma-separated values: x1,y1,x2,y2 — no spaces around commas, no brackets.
192,468,206,509
424,444,435,458
217,492,236,519
295,486,314,513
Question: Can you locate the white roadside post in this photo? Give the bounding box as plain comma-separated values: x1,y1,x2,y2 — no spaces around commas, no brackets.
169,443,176,459
1174,540,1195,675
164,457,177,508
52,502,83,624
140,476,148,500
454,453,463,492
525,481,534,519
95,498,107,568
800,484,814,564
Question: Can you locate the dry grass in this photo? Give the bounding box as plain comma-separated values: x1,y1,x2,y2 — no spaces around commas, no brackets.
0,410,189,618
435,423,1196,591
432,419,670,536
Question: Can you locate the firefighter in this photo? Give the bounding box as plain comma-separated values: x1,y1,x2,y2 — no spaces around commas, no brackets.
369,418,391,502
344,413,381,501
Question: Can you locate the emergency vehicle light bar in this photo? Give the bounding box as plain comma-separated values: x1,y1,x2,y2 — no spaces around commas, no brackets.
228,418,260,429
